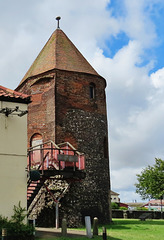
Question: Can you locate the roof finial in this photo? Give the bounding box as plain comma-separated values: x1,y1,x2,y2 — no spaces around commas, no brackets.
56,16,61,29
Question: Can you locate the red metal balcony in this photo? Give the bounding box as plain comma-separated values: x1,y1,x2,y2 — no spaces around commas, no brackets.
28,141,85,180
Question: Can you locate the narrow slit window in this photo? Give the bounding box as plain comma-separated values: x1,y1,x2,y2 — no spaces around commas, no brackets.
89,83,95,99
104,136,108,158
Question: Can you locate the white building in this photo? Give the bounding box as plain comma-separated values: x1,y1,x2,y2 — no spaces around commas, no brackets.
110,190,120,203
0,85,31,219
143,199,164,211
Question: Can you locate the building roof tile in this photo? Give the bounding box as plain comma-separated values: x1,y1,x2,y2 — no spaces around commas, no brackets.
0,85,31,103
18,29,99,87
143,199,164,206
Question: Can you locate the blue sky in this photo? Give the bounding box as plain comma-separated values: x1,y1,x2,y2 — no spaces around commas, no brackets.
108,0,164,74
0,0,164,203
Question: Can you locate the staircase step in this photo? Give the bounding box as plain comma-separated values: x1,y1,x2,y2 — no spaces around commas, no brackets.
29,184,38,187
27,190,34,194
28,187,41,191
28,186,36,190
27,180,43,209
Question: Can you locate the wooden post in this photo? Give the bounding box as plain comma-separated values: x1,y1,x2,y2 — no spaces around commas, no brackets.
28,219,36,236
102,227,107,240
41,144,44,175
51,142,53,159
61,218,67,236
33,219,36,236
2,228,7,240
85,216,92,238
93,217,98,235
56,202,59,229
160,196,163,219
29,151,31,171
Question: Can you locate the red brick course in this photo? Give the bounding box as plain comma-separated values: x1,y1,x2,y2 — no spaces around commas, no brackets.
16,28,110,226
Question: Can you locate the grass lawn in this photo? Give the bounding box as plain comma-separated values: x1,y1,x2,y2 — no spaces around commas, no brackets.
36,219,164,240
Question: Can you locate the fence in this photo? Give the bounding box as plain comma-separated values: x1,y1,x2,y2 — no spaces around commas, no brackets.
112,210,164,219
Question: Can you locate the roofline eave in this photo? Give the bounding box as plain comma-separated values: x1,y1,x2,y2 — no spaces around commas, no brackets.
16,68,107,91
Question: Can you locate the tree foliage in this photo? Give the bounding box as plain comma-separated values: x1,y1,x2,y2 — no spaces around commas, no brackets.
11,201,26,225
135,158,164,200
111,202,119,209
0,202,34,239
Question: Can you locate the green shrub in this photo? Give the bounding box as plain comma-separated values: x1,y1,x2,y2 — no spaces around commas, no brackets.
119,207,128,210
0,202,34,240
11,201,27,225
111,202,119,209
136,207,148,211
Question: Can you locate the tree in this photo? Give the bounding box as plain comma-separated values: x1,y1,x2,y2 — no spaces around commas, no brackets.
111,202,119,209
135,158,164,200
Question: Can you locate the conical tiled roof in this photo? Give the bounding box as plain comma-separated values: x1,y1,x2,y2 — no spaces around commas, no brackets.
18,29,99,87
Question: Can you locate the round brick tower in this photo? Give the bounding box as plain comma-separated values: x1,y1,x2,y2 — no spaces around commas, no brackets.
16,26,111,226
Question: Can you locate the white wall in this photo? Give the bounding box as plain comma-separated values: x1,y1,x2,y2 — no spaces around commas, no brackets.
0,101,28,219
111,195,120,203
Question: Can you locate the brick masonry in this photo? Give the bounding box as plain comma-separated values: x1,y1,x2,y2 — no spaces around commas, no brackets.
17,68,110,226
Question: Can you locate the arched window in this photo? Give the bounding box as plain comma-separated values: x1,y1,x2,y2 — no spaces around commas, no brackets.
89,83,95,99
29,133,43,167
30,133,43,147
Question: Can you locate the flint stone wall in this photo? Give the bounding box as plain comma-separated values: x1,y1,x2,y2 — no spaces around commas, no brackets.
18,69,111,227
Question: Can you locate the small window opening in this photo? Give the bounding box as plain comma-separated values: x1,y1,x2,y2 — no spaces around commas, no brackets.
104,136,109,158
89,83,95,99
30,133,43,147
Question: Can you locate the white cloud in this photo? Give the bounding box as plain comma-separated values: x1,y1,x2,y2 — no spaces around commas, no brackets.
151,68,164,88
111,167,142,191
122,0,157,47
119,190,145,203
0,0,164,203
90,1,164,202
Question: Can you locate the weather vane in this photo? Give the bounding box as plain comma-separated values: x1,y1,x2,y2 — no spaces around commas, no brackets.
56,16,61,29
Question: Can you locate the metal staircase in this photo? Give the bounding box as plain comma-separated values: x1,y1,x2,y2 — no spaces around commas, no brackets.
27,180,42,208
27,141,86,226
